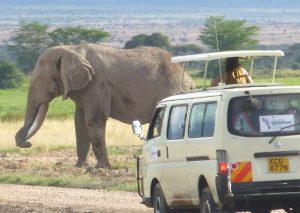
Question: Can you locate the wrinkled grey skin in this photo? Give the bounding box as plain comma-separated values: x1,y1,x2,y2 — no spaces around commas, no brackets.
15,44,194,168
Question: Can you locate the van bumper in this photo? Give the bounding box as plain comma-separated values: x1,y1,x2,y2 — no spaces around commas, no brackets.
230,179,300,198
224,179,300,209
231,190,300,200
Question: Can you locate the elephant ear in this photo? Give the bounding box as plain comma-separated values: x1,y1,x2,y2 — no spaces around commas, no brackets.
56,48,95,99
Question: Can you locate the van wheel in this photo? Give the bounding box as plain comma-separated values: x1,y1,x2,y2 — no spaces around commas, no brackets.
200,187,216,213
153,183,170,213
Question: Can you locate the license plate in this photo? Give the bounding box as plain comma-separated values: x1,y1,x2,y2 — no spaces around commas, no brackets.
268,157,289,173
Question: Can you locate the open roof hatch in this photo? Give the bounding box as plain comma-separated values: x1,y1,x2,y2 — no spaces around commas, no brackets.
171,50,284,90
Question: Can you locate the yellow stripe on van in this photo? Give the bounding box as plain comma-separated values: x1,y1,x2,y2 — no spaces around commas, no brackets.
230,162,253,183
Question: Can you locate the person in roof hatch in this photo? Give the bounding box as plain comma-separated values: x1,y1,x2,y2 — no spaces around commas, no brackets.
211,57,253,86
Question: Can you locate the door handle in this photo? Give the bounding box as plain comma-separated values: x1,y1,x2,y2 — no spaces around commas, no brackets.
166,146,169,159
157,150,161,157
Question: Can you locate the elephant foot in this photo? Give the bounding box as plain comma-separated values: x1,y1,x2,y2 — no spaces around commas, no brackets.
16,141,32,148
85,167,94,173
95,161,111,169
75,160,90,168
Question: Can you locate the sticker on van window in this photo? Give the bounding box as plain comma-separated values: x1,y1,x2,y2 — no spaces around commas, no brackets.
259,114,295,132
150,147,158,161
233,112,256,133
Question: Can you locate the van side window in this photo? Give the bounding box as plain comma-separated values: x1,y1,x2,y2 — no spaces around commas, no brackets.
203,103,217,137
188,104,205,138
188,102,217,138
147,107,166,140
167,105,187,140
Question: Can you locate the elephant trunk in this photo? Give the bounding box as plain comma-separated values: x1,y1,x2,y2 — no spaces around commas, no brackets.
15,103,49,148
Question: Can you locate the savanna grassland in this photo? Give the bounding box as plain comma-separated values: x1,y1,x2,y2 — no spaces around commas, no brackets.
0,119,146,192
0,80,147,192
1,72,300,193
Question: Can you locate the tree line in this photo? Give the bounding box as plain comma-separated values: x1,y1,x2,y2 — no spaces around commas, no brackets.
1,16,299,89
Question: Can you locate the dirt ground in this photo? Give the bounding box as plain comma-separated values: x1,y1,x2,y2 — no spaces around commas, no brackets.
0,184,151,213
0,149,286,213
0,148,151,213
0,183,286,213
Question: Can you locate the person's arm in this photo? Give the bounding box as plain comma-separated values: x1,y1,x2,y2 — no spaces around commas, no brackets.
246,75,254,83
211,71,226,86
211,75,221,86
241,68,254,83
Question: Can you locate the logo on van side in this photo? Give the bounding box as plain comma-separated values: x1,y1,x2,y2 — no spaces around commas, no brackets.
150,147,158,161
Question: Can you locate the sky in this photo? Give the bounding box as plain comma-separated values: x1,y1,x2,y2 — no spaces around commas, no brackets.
0,0,300,9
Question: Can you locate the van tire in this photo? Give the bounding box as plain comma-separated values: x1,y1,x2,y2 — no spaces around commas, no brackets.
200,187,216,213
153,183,170,213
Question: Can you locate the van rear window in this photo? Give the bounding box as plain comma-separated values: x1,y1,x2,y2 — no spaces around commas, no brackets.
228,94,300,137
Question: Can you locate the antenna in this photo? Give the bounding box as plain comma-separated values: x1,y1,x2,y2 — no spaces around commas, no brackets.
181,63,185,93
212,0,223,84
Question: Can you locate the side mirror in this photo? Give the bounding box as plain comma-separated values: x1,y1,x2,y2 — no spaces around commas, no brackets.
132,120,145,140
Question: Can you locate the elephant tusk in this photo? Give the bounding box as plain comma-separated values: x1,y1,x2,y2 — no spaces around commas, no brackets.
26,104,49,140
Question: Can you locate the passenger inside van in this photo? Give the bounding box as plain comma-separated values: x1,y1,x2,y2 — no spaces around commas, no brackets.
211,57,253,86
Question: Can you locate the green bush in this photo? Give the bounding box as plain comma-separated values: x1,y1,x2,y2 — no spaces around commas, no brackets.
0,61,24,89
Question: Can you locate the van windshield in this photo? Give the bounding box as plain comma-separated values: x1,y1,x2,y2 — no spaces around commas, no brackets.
228,94,300,137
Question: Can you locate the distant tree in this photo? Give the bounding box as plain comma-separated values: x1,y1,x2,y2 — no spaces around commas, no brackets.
144,33,170,49
0,61,24,89
124,33,170,49
0,45,12,61
199,16,259,51
7,22,50,73
170,44,203,55
49,27,110,46
278,43,300,69
124,34,148,49
6,22,110,74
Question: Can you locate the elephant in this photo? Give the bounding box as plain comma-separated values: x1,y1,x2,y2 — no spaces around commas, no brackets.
15,44,194,168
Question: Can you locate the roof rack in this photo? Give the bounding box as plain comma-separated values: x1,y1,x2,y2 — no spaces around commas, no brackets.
171,50,284,90
179,83,284,94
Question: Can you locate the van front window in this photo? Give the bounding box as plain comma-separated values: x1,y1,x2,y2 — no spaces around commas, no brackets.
228,94,300,137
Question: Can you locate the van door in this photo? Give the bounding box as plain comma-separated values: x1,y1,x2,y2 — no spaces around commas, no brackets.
160,103,191,206
143,106,166,198
185,97,220,204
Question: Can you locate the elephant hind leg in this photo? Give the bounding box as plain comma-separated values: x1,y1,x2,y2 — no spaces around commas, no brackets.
75,107,91,167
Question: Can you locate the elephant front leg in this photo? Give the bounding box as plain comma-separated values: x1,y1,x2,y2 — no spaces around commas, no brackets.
85,112,110,169
75,107,91,167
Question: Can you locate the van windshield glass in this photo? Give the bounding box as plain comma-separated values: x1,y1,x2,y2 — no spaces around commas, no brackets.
228,94,300,137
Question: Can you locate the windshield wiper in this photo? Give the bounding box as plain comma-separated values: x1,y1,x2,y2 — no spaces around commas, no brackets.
268,122,300,144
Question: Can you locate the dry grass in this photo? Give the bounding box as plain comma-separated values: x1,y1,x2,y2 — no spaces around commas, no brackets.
0,118,146,191
0,119,148,149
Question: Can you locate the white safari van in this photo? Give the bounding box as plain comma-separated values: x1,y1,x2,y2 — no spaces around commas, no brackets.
133,50,300,213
